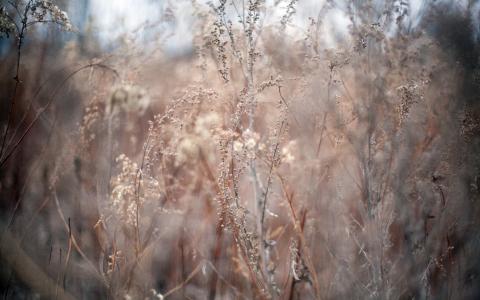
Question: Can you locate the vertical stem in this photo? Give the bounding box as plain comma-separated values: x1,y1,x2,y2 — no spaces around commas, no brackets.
1,1,32,160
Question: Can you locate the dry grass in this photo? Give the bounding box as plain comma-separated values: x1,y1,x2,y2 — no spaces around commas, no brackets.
0,0,479,299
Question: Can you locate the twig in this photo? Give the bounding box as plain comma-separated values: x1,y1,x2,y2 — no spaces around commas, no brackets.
0,0,32,159
278,176,322,299
53,190,109,287
0,228,76,300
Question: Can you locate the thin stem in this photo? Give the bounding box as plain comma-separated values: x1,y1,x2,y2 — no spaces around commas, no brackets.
0,0,31,159
260,119,285,229
0,63,119,169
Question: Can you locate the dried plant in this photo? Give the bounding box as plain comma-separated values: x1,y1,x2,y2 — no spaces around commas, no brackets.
0,0,479,299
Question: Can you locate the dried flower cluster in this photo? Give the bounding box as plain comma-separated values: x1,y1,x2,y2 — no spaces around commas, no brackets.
30,0,72,31
396,80,424,125
109,154,160,227
0,7,15,38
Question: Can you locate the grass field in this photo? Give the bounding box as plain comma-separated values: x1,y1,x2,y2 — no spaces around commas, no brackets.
0,1,479,299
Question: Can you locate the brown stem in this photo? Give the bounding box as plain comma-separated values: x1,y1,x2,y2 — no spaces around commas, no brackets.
0,1,31,159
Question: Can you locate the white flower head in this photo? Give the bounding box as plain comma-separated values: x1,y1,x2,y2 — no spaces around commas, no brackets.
242,129,260,150
281,140,297,163
195,112,221,139
233,129,260,159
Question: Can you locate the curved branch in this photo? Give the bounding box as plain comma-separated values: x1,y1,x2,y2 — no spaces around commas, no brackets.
0,63,119,168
